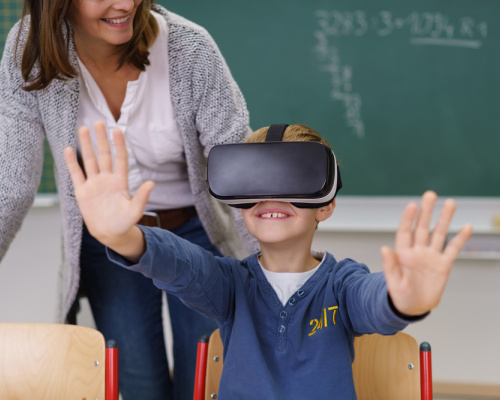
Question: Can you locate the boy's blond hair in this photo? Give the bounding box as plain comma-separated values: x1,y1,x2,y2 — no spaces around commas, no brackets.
245,124,333,149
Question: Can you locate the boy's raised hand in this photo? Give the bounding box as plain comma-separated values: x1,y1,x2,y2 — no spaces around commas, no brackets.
64,121,154,257
382,191,473,316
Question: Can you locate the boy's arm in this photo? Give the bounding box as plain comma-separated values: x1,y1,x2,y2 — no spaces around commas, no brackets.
107,226,234,322
64,121,154,262
382,191,473,316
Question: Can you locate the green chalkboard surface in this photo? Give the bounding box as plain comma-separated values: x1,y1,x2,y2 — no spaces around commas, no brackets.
2,1,498,196
165,0,500,197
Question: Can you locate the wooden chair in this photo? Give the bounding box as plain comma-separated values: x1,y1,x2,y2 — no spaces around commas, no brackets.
0,323,119,400
352,332,432,400
193,329,433,400
194,329,224,400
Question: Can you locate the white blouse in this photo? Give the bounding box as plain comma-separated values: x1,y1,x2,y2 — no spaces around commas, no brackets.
75,10,194,210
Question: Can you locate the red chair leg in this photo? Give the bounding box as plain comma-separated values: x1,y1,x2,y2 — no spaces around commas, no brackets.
106,339,119,400
193,334,210,400
420,342,433,400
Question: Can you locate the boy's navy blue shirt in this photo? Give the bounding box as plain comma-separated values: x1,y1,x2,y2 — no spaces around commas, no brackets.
108,227,416,399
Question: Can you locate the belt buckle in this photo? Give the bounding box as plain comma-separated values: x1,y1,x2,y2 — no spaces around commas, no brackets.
143,211,162,228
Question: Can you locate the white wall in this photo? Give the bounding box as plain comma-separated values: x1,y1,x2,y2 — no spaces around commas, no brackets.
1,195,499,389
0,197,96,326
0,199,61,323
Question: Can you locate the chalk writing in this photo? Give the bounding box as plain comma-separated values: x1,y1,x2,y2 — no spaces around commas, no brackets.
314,10,488,137
314,21,365,139
315,10,487,48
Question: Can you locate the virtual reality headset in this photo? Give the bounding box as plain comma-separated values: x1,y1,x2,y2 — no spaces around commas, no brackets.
206,124,342,209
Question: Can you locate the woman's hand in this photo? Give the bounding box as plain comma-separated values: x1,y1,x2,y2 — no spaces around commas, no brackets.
382,191,473,316
64,121,154,261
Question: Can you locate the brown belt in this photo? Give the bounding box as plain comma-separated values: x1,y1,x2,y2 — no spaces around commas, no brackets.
138,206,197,230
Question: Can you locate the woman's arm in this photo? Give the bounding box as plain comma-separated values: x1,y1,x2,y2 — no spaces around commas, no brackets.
0,21,45,261
176,20,252,152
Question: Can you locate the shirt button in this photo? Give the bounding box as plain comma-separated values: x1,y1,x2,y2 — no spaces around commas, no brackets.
280,311,288,319
297,290,305,297
278,325,286,333
288,298,296,306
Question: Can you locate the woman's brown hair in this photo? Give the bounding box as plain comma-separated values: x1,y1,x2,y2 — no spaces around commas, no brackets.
18,0,159,91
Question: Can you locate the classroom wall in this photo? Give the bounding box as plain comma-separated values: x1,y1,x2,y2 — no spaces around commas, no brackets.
0,199,61,324
1,198,499,397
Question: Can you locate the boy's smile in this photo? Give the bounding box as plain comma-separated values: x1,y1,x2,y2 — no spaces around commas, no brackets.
240,200,335,273
259,212,288,219
241,201,335,248
257,208,290,220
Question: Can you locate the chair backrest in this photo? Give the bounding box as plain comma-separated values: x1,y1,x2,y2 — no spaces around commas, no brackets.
204,329,224,399
0,323,116,400
194,329,431,400
352,332,421,400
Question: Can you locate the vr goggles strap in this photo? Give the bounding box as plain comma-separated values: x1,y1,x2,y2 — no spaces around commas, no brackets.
265,124,289,142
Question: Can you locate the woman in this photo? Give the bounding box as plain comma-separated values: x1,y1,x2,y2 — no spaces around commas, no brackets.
0,1,255,399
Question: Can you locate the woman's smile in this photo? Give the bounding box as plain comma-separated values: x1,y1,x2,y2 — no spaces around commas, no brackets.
102,15,132,26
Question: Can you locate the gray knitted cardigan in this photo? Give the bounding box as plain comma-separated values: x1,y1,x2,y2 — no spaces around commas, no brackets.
0,5,256,322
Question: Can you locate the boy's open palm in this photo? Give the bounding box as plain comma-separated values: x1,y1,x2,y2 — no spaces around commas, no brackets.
382,191,473,316
64,122,154,246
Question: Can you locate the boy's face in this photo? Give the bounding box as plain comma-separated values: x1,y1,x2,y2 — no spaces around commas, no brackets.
240,201,335,246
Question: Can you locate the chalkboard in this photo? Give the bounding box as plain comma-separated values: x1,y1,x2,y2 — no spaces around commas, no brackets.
165,0,500,197
2,1,498,196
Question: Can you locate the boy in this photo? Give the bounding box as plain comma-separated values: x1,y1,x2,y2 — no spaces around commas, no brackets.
65,122,472,399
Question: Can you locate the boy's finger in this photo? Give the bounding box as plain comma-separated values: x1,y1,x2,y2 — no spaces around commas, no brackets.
94,121,113,174
414,191,438,245
113,128,129,178
395,201,418,250
78,126,99,177
132,180,155,219
64,147,86,188
443,224,473,262
381,245,400,280
429,199,456,251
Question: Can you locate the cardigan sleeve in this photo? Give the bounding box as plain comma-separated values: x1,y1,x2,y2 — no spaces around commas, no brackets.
165,10,252,156
0,20,45,261
186,32,258,252
194,36,251,152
